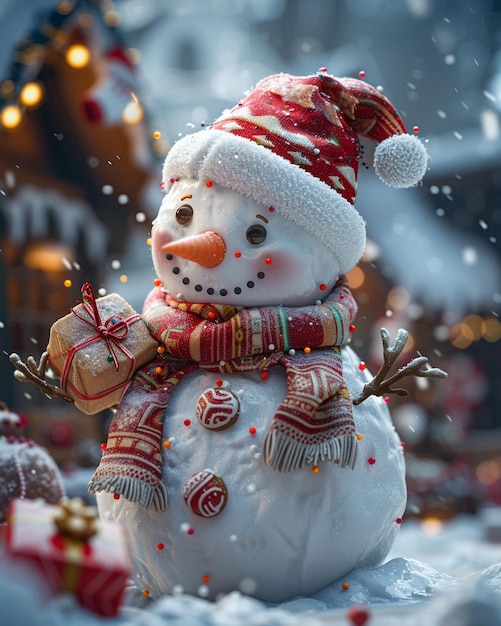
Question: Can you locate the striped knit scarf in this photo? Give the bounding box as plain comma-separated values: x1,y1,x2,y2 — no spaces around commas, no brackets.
89,277,358,510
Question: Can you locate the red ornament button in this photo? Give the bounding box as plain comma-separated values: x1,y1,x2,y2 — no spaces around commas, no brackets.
196,387,239,431
182,470,228,518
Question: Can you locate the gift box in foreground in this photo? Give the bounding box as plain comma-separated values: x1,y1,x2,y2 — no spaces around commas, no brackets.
6,498,132,617
47,283,158,414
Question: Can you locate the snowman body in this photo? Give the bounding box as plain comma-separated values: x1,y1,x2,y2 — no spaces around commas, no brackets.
97,179,407,602
98,350,405,602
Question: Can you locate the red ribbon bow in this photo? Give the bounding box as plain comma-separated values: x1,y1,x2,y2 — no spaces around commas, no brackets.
59,283,139,392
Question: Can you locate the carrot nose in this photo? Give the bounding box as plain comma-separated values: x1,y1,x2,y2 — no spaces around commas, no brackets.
161,231,226,268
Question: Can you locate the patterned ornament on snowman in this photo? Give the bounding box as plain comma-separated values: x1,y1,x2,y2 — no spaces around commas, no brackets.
10,70,447,603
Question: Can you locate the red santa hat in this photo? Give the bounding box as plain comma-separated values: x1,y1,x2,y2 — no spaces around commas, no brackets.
162,70,428,273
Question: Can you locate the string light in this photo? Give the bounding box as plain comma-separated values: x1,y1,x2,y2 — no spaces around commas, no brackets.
0,0,134,140
19,82,44,109
1,104,22,130
122,100,144,125
65,44,90,68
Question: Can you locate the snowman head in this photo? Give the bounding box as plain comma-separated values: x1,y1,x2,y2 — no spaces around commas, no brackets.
152,179,341,306
156,71,427,304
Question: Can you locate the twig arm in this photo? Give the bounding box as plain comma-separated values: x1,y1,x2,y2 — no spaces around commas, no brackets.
352,328,447,406
9,351,74,403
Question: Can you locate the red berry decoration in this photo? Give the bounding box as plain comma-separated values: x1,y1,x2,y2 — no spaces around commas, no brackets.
0,407,29,436
347,604,370,626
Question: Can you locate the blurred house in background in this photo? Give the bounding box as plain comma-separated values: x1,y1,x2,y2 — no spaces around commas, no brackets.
0,0,161,463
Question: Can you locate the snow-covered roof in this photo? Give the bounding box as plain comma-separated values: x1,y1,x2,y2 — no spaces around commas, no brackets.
356,173,500,314
1,185,108,261
426,127,501,179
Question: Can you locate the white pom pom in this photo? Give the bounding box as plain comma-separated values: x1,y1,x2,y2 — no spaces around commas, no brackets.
373,134,428,188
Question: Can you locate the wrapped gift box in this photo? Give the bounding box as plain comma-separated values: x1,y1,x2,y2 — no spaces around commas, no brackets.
6,498,132,617
47,284,158,414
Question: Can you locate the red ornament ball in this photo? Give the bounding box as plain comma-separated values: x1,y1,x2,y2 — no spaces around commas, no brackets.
0,410,65,523
196,387,240,431
182,470,228,518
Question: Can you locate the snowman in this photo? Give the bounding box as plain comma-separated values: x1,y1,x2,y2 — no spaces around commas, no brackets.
12,71,444,603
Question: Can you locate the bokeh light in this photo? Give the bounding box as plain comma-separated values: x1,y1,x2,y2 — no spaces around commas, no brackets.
65,44,90,68
19,81,44,108
0,104,22,129
122,101,144,125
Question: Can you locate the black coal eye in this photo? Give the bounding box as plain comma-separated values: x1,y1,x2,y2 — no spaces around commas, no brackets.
176,204,193,225
246,224,267,245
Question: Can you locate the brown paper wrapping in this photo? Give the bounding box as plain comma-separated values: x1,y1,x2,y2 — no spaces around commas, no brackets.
47,290,158,414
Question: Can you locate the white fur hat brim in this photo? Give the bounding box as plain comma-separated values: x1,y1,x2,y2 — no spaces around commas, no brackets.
162,129,366,274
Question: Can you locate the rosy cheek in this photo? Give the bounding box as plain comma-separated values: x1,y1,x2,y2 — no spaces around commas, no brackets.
253,250,301,274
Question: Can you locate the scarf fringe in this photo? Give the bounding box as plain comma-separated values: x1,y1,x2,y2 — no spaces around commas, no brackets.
263,430,358,473
88,474,168,511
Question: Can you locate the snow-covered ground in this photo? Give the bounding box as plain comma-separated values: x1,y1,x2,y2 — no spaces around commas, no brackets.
3,507,501,625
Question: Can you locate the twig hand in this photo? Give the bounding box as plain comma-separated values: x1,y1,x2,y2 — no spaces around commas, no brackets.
9,351,74,403
353,328,447,406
